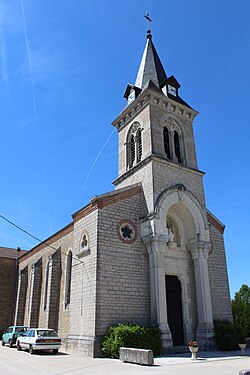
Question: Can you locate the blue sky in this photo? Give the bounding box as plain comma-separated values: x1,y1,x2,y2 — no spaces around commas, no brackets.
0,0,249,297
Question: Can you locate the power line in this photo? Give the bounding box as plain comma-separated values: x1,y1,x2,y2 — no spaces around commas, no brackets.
0,213,83,265
0,213,97,302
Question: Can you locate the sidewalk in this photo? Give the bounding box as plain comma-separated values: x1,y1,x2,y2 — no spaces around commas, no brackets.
154,347,250,365
92,349,250,375
0,343,250,375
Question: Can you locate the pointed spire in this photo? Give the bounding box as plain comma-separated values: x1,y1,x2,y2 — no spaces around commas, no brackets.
135,30,167,89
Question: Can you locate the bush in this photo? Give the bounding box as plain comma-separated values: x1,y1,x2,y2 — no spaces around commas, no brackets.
214,320,238,350
101,323,161,358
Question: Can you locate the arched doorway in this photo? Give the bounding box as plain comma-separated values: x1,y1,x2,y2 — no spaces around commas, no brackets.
166,275,184,346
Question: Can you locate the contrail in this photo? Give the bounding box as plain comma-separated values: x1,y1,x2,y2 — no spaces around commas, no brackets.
0,32,8,83
20,0,53,235
20,0,37,121
82,128,116,193
0,24,11,94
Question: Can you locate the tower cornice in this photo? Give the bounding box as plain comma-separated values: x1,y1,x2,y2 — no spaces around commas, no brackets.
112,86,198,132
113,154,205,187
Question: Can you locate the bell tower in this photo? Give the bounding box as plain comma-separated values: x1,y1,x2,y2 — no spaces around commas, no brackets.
113,30,203,215
112,29,218,352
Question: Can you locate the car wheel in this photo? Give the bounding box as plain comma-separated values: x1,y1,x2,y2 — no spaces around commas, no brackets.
9,339,13,348
29,345,34,355
53,349,58,354
17,341,21,351
1,340,5,346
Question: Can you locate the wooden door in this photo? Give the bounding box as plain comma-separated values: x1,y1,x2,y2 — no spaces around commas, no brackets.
165,275,184,346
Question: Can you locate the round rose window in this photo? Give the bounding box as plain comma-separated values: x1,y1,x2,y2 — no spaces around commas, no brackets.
117,220,137,244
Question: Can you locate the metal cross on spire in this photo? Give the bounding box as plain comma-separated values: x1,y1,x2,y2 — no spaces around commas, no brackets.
144,12,152,31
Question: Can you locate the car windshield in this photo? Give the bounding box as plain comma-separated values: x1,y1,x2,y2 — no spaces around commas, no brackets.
15,327,28,333
37,330,58,337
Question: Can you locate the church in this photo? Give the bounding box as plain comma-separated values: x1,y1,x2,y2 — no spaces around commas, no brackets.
14,29,232,356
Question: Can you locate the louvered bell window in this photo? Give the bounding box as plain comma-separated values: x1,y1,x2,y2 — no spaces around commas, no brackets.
163,127,171,159
174,131,181,163
130,135,135,166
138,130,142,162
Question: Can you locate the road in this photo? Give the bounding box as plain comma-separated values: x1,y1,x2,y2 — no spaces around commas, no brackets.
0,343,250,375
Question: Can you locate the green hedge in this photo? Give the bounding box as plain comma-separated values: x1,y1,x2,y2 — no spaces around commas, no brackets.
101,323,161,358
214,320,240,350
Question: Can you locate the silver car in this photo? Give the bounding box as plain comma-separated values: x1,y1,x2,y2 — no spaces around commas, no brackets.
17,328,61,354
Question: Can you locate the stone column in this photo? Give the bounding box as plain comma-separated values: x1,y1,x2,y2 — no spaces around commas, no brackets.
143,234,173,353
188,241,214,348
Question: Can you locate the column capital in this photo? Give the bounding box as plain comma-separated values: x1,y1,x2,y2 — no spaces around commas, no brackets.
142,234,169,254
187,241,211,259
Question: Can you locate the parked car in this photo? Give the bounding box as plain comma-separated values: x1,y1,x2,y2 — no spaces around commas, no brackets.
16,328,61,354
2,326,29,348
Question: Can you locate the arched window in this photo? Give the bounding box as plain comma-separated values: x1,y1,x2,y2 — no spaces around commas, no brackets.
44,260,49,311
163,119,184,165
138,129,142,162
127,122,143,169
163,127,171,159
65,251,72,308
174,131,181,163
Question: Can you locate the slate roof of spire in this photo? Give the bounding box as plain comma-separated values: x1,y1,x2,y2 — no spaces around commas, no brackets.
135,30,167,89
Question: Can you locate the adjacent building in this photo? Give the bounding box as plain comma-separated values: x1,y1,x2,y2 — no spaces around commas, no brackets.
0,247,25,337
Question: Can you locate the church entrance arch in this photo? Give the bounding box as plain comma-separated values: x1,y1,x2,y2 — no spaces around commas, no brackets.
165,275,184,346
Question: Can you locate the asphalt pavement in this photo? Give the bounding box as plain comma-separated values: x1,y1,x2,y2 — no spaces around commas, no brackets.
0,343,250,375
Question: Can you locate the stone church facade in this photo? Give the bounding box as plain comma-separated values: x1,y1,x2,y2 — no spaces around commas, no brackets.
14,30,232,356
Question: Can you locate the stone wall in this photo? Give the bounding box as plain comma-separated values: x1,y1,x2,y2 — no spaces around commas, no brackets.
152,156,206,209
65,209,98,356
16,225,74,340
208,224,233,321
95,190,151,350
114,161,153,217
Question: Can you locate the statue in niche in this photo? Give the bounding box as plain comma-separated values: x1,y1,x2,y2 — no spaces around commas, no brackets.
167,227,175,242
166,219,174,242
81,235,88,249
166,217,178,249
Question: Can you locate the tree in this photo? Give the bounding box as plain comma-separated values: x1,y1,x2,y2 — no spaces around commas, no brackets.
232,284,250,338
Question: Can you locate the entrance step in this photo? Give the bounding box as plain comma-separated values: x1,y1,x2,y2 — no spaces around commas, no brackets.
173,345,189,354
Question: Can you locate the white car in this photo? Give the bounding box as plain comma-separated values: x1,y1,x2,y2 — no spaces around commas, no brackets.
16,328,61,354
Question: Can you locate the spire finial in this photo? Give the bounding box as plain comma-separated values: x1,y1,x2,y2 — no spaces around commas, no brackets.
144,12,152,35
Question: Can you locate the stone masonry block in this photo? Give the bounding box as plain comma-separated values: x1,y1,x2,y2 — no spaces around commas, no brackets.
120,347,154,366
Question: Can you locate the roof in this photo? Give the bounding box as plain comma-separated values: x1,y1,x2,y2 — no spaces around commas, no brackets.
72,183,142,222
135,30,167,89
131,30,192,110
19,184,142,262
207,210,225,234
18,222,74,262
167,92,192,109
0,247,27,259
